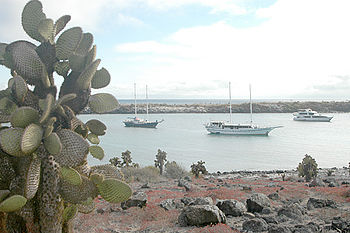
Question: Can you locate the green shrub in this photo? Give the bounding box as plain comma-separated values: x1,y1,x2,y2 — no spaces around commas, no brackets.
121,166,160,183
164,161,189,179
327,169,334,176
109,156,122,168
110,150,139,168
297,154,318,182
191,160,208,178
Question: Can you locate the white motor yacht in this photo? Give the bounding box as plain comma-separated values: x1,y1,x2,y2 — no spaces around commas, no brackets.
293,109,333,122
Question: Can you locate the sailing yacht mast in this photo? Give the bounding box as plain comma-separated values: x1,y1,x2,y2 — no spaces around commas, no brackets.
249,84,253,124
134,83,137,116
146,85,149,118
229,82,232,123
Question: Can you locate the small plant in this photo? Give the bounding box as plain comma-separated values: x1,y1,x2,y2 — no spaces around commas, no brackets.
164,161,189,179
110,150,139,168
327,169,334,176
297,154,318,182
121,150,133,167
191,160,208,178
281,173,286,181
154,149,167,175
110,156,122,168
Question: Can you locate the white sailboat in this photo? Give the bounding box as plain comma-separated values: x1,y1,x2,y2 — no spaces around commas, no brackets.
205,83,282,135
123,84,163,128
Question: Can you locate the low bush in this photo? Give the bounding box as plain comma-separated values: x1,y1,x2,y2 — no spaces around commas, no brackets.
297,154,318,182
121,166,160,183
191,160,208,178
154,149,167,175
164,161,189,179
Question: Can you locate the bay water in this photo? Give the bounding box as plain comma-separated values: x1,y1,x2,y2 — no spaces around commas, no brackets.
80,113,350,172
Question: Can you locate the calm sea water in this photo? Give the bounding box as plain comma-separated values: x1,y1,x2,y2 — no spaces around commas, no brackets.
80,113,350,172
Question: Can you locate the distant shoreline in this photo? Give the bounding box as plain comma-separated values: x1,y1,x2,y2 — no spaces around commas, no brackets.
82,100,350,114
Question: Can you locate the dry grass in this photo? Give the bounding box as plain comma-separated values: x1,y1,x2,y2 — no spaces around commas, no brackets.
164,161,190,179
121,166,161,183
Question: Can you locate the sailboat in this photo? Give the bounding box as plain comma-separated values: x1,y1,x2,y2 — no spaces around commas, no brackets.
123,84,163,128
205,83,282,135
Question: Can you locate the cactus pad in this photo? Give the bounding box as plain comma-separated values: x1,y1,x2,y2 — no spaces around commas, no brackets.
74,161,91,177
76,59,101,89
76,33,93,55
38,18,54,42
21,124,43,154
69,54,86,72
91,67,111,89
60,167,82,186
88,93,119,113
44,132,62,155
0,97,18,115
54,61,70,77
86,119,106,136
89,164,124,180
0,128,24,157
39,94,54,124
89,145,104,160
56,93,77,107
89,173,104,185
85,45,96,67
59,176,98,204
43,125,53,138
97,179,132,204
0,195,27,212
0,43,7,61
24,155,41,199
21,0,46,42
54,15,71,36
56,27,83,60
10,107,40,128
6,40,47,86
76,197,95,214
56,129,89,167
63,205,78,222
87,133,100,144
13,75,28,103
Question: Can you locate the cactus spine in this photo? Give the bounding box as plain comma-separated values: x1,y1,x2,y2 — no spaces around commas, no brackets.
0,1,131,232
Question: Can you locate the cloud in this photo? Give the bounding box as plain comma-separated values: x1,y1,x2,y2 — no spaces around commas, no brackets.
115,13,145,27
113,0,350,99
306,75,350,99
0,0,248,43
141,0,247,15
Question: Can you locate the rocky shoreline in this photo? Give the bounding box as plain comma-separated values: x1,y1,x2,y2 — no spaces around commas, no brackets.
82,101,350,114
74,167,350,232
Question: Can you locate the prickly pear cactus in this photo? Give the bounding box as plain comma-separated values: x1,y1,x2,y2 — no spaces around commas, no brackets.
0,1,131,232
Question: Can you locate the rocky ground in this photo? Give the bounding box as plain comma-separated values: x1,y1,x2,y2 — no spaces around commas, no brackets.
74,168,350,232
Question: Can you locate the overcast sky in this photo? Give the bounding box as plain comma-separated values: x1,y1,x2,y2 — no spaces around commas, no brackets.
1,0,350,100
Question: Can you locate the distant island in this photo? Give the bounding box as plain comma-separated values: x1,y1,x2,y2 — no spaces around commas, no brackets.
82,101,350,114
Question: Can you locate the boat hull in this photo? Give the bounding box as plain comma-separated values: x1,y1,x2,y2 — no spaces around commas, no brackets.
293,117,333,122
205,126,281,135
123,121,159,128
